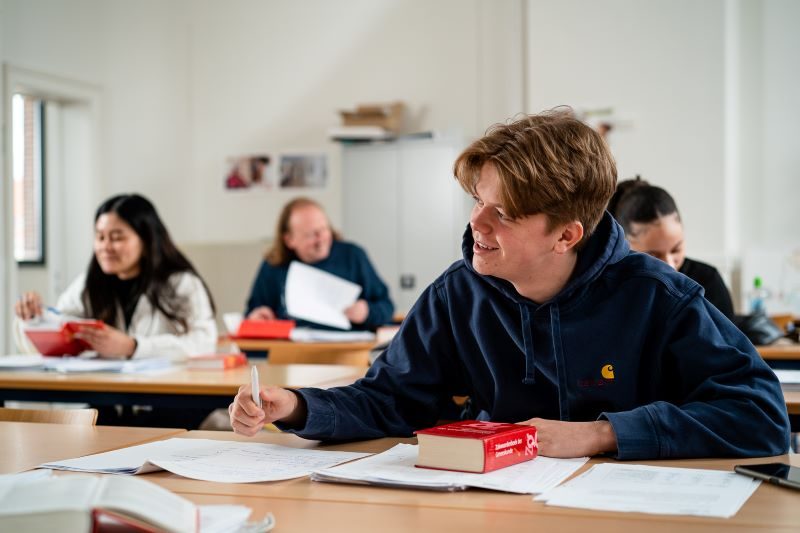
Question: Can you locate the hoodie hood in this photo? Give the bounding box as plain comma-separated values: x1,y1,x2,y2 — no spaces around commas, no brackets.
460,211,630,392
461,211,630,305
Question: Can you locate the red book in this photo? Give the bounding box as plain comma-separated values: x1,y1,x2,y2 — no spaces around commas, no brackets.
186,352,247,370
234,319,295,339
415,420,538,473
24,320,105,357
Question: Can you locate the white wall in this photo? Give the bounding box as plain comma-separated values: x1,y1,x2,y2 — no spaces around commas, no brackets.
527,0,727,262
2,0,523,245
526,0,800,311
1,0,524,327
2,0,797,324
761,0,800,249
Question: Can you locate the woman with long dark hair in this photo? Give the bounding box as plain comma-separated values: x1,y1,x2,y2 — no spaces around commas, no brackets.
16,194,216,360
609,177,735,320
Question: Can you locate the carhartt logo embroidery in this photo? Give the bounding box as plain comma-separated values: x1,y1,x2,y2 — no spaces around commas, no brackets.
601,364,615,379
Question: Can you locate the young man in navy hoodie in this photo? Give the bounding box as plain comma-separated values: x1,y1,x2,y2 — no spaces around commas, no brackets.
229,110,790,459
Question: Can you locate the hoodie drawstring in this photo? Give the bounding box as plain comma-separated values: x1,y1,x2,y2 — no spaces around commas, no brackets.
550,304,571,421
520,304,536,385
520,303,572,420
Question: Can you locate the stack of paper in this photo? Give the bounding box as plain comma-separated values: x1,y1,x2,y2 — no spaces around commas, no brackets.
535,463,761,518
775,369,800,391
289,328,375,343
0,354,47,370
312,443,587,494
0,355,171,373
42,357,172,373
40,438,370,483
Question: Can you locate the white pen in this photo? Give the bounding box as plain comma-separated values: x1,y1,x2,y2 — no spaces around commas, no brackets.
251,365,262,408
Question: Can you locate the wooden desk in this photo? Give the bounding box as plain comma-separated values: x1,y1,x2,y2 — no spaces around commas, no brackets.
149,431,800,532
6,425,800,532
757,343,800,360
233,338,375,365
0,362,366,409
0,421,185,473
783,389,800,415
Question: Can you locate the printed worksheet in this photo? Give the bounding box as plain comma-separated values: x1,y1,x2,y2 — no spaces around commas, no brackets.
312,443,588,494
40,438,370,483
535,463,761,518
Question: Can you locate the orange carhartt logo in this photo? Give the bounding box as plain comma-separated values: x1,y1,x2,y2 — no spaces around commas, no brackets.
601,364,615,380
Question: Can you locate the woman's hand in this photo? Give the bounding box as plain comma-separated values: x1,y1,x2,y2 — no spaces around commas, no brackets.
75,325,137,358
15,292,43,320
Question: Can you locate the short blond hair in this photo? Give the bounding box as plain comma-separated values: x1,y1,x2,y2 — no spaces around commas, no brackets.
454,109,617,243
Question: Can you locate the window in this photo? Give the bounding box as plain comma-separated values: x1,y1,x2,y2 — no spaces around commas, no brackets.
12,93,46,264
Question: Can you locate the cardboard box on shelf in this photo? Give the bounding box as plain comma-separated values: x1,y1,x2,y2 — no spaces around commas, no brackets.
339,102,405,133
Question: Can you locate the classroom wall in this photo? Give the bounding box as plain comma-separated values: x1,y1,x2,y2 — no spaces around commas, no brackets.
1,0,524,244
526,0,800,307
1,0,797,325
527,0,727,263
761,0,800,249
0,0,525,324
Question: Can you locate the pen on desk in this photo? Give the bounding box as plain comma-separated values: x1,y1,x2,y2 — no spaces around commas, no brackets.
251,365,262,408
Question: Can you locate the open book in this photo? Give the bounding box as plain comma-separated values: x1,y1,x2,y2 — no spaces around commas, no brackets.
0,471,197,532
0,471,277,532
23,318,105,356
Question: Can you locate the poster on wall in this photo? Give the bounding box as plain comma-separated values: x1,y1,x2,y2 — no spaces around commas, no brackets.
278,154,328,188
224,155,274,190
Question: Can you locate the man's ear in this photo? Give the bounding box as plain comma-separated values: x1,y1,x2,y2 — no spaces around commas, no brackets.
554,221,584,254
282,232,295,250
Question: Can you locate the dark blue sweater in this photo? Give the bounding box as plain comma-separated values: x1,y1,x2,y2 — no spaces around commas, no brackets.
286,214,789,459
245,240,394,330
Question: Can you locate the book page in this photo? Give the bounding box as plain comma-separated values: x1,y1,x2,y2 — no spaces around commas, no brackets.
312,444,588,494
535,463,761,518
97,476,196,532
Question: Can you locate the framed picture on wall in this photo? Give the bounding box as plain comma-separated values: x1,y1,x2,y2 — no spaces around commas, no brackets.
224,154,274,190
278,154,328,188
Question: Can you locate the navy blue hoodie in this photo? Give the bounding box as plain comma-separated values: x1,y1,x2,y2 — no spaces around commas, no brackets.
287,213,789,459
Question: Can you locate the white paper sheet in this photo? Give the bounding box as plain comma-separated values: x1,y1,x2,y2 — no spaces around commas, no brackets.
535,463,761,518
199,505,276,533
285,261,362,330
775,369,800,391
289,327,375,343
0,354,47,369
312,443,587,494
42,357,172,373
40,438,370,483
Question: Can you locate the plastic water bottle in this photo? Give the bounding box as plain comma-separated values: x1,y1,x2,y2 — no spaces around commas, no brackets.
749,277,770,314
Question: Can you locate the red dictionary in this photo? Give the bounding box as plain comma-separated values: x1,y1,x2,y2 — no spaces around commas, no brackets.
186,352,247,370
24,320,105,356
234,319,296,339
415,420,538,473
